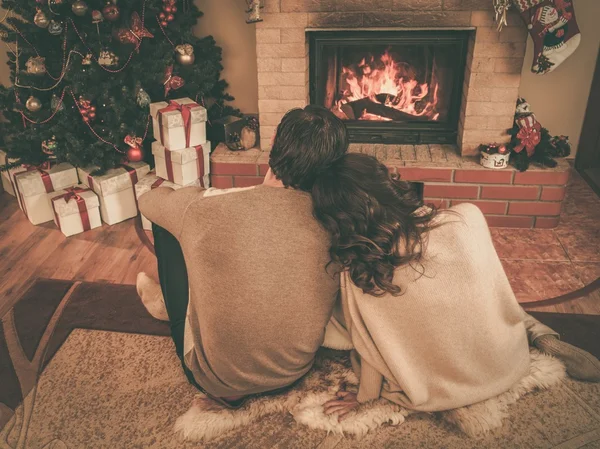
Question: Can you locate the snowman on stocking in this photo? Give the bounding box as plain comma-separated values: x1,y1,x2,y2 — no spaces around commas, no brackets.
513,0,581,74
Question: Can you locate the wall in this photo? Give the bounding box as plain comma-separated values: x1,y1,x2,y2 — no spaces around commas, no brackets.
0,2,259,114
518,0,600,154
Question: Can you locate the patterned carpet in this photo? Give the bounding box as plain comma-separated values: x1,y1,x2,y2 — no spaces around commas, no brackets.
1,279,599,448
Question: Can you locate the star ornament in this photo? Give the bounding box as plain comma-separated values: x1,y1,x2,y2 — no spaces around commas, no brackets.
162,65,185,97
116,12,153,51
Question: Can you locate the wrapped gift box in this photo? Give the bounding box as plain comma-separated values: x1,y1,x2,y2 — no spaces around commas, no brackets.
77,162,150,225
150,98,207,150
0,150,18,196
152,140,211,187
14,163,78,225
135,172,201,230
49,185,102,237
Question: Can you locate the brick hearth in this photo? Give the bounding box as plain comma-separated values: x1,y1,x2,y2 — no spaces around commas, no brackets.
210,144,570,229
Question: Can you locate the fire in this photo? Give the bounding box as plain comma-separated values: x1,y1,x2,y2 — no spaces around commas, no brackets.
333,50,440,122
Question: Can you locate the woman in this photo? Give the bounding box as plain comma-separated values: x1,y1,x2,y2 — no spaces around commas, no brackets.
315,153,600,419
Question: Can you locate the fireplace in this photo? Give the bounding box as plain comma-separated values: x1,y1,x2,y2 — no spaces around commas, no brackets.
309,30,470,145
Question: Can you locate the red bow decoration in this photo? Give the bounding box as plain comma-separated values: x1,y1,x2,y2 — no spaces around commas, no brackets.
514,125,541,157
124,134,143,148
116,12,154,51
162,65,185,97
158,100,199,148
52,187,92,232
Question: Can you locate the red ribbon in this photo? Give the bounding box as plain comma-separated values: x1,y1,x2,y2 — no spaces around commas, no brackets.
51,187,92,232
119,164,139,209
13,165,55,217
195,145,205,188
151,178,165,189
164,148,175,183
157,100,199,148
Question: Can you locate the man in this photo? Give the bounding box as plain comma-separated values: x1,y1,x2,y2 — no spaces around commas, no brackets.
137,106,348,407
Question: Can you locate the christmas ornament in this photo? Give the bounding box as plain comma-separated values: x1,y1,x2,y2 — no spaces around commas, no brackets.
124,135,144,162
26,96,43,112
92,10,103,23
115,12,153,51
102,3,120,21
48,20,63,35
26,56,46,76
82,53,93,65
162,64,185,97
71,0,89,16
51,93,65,111
98,49,119,67
34,8,50,28
513,0,581,75
136,87,151,108
77,96,96,122
42,136,58,158
246,0,263,24
493,0,510,31
159,0,177,27
175,44,195,66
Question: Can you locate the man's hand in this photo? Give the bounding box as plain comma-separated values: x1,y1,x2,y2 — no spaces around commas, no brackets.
323,391,359,421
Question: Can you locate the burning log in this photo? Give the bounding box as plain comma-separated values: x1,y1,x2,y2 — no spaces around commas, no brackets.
340,97,424,122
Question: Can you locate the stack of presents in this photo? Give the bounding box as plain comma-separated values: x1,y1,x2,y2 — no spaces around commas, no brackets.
0,98,211,237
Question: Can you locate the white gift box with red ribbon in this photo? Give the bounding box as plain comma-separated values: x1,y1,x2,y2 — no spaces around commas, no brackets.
77,162,150,225
49,185,102,237
151,140,211,187
150,98,207,151
0,150,18,197
13,163,78,225
135,172,201,231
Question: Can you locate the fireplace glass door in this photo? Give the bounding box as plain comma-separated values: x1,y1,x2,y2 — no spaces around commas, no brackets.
309,30,470,144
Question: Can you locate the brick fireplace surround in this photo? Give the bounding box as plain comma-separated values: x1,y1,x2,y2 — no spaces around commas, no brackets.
209,0,571,228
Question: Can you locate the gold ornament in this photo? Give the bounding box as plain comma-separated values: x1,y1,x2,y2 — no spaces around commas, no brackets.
175,44,195,66
26,96,42,112
98,49,119,67
26,56,46,75
34,8,50,28
71,0,89,16
82,53,93,65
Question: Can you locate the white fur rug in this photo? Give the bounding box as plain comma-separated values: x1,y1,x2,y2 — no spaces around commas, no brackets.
175,349,566,442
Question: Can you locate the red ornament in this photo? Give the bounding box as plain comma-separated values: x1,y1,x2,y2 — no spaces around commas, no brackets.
102,3,120,21
162,64,185,97
160,20,168,26
77,96,97,123
124,135,144,162
116,12,153,51
164,5,172,13
171,6,178,12
159,12,166,20
166,13,174,21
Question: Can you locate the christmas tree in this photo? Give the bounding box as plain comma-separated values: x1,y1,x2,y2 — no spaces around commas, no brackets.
0,0,238,172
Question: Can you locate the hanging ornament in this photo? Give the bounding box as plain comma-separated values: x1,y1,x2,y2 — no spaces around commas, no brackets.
175,44,195,66
42,136,58,159
81,53,93,65
77,96,96,122
51,93,65,111
124,135,144,162
136,87,151,108
34,8,50,28
98,49,119,67
102,2,120,21
72,0,89,16
115,12,154,51
246,0,263,24
92,10,103,23
26,56,46,76
162,64,185,97
26,96,43,112
160,0,177,27
493,0,511,31
48,20,63,35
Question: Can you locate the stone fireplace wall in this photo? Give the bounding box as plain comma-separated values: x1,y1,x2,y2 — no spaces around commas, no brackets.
255,0,528,155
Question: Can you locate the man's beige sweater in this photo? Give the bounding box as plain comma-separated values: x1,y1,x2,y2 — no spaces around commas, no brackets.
139,185,339,398
330,203,531,412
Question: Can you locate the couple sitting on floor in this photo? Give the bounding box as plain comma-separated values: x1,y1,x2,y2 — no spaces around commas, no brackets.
136,106,600,417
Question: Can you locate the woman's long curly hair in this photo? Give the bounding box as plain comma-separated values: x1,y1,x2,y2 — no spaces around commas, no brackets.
311,153,437,297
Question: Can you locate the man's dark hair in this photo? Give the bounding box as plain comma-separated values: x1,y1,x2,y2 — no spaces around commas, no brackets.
269,106,349,191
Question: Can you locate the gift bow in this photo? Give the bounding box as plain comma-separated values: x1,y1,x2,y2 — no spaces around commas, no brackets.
514,125,541,157
125,135,143,148
158,100,199,148
52,187,92,232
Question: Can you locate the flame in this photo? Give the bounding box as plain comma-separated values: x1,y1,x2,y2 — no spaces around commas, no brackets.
333,50,440,121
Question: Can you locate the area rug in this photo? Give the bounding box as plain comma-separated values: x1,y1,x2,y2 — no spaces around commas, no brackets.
2,280,600,449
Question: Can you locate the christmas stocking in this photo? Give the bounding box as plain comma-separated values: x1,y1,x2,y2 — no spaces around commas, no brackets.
513,0,581,75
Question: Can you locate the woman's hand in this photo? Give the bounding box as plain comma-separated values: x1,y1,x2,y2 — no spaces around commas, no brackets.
323,390,359,421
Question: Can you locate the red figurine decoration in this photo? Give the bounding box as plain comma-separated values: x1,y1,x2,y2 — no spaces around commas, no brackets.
162,65,185,97
124,135,144,162
77,96,96,123
159,0,177,27
116,12,153,51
